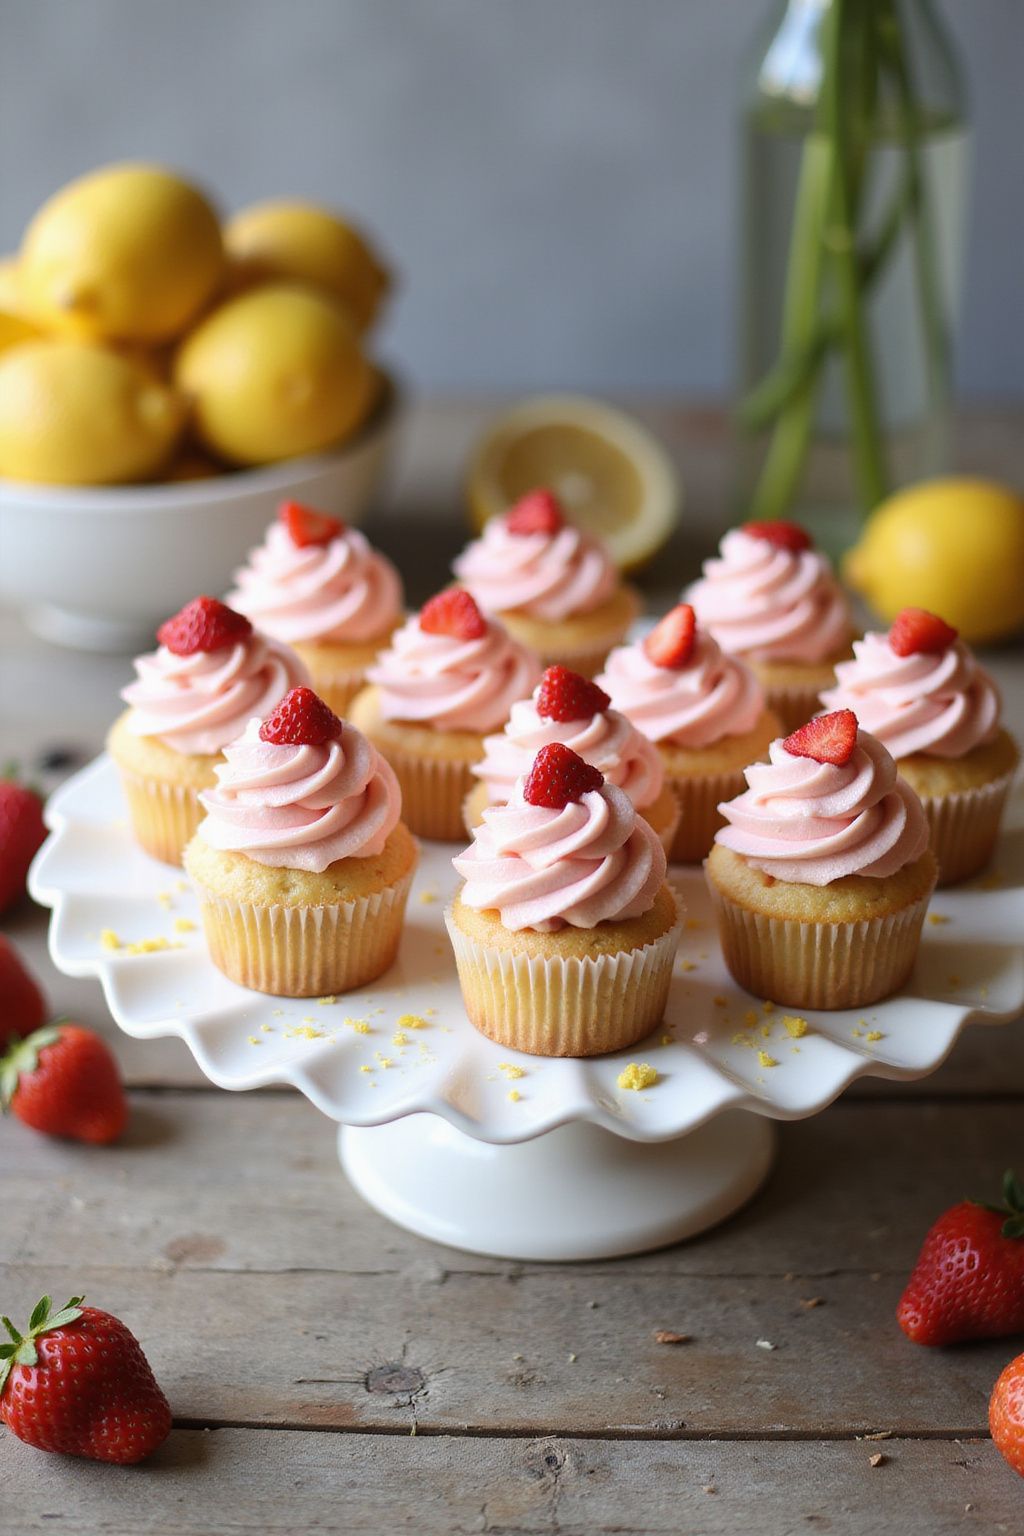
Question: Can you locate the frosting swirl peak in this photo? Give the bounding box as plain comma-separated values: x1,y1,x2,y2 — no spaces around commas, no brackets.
453,515,617,622
122,631,309,755
819,632,1000,759
597,626,765,747
453,775,666,931
197,717,401,871
367,612,541,734
686,528,852,664
472,687,663,808
715,727,929,885
227,521,403,645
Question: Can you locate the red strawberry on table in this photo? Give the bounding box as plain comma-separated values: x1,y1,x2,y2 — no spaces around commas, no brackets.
1,1022,127,1144
505,488,565,537
888,606,958,658
0,937,48,1050
990,1352,1024,1479
260,687,343,747
643,604,696,669
783,709,858,767
535,666,610,723
743,519,813,553
279,500,345,548
156,596,253,657
1,1294,171,1464
896,1171,1024,1346
523,743,604,809
0,769,47,915
419,587,487,640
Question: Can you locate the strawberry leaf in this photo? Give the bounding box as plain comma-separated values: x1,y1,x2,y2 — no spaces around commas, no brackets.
28,1296,51,1331
1003,1170,1024,1214
1001,1214,1024,1240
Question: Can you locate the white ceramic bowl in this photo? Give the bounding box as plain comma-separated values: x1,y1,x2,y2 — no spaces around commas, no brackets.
0,374,402,651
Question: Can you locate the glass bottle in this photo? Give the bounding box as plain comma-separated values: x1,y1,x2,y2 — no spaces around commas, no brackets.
738,0,969,553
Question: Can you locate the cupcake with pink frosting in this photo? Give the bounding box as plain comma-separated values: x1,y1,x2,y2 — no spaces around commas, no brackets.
226,501,404,717
447,743,680,1056
820,607,1019,884
705,709,937,1009
348,587,542,841
464,664,681,855
183,686,417,996
597,604,781,862
452,488,639,677
107,596,308,866
685,519,854,731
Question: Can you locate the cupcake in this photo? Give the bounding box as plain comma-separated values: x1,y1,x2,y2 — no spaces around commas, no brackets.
108,596,308,866
705,709,937,1010
348,587,541,841
226,499,404,716
452,488,638,676
685,519,854,731
465,664,681,855
820,607,1020,885
447,743,680,1056
184,686,417,996
597,604,781,863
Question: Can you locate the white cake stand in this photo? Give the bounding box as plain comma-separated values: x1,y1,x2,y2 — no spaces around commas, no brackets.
30,755,1024,1261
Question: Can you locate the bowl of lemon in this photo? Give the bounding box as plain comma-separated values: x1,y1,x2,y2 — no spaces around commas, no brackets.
0,163,400,649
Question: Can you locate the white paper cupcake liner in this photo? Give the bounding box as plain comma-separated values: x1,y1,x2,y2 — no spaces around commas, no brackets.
918,770,1016,887
762,679,828,736
444,897,681,1056
191,867,414,997
376,738,480,842
116,767,205,868
706,876,935,1011
666,767,747,865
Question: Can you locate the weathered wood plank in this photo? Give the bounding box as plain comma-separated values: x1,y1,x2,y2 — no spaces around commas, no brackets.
2,1429,1018,1536
4,1094,1021,1283
3,1258,1007,1437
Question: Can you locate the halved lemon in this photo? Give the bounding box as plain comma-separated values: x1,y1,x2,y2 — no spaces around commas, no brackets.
466,394,681,571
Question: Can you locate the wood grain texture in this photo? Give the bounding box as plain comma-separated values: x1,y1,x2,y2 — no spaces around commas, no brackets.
2,1429,1018,1536
2,1095,1020,1437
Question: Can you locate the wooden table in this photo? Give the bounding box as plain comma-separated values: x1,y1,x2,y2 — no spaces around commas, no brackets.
2,403,1023,1533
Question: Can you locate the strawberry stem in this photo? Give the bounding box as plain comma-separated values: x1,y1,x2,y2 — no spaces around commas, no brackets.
973,1169,1024,1239
0,1295,84,1394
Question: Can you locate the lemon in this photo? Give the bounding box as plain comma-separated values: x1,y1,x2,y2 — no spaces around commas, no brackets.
174,282,374,466
466,395,680,571
844,477,1024,644
19,162,224,343
0,340,186,484
224,200,390,332
0,256,43,355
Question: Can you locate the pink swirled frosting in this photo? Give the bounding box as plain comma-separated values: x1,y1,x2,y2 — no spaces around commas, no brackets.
454,777,666,931
472,690,664,808
122,633,309,755
226,521,404,645
685,529,852,664
196,717,401,872
819,632,1001,759
367,614,542,734
453,516,617,621
597,628,765,748
715,728,929,885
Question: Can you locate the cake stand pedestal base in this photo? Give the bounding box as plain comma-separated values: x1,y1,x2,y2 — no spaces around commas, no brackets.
340,1110,776,1261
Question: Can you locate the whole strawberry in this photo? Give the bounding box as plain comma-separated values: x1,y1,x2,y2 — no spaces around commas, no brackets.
990,1351,1024,1479
0,936,48,1050
0,769,47,915
897,1171,1024,1346
1,1295,171,1464
1,1022,127,1143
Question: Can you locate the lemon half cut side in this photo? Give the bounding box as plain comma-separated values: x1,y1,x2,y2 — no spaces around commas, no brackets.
466,394,681,571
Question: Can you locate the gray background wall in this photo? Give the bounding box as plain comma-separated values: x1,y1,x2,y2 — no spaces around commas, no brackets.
1,0,1020,400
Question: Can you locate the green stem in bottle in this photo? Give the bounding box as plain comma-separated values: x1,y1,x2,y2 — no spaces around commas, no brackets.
822,0,889,515
746,127,834,521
